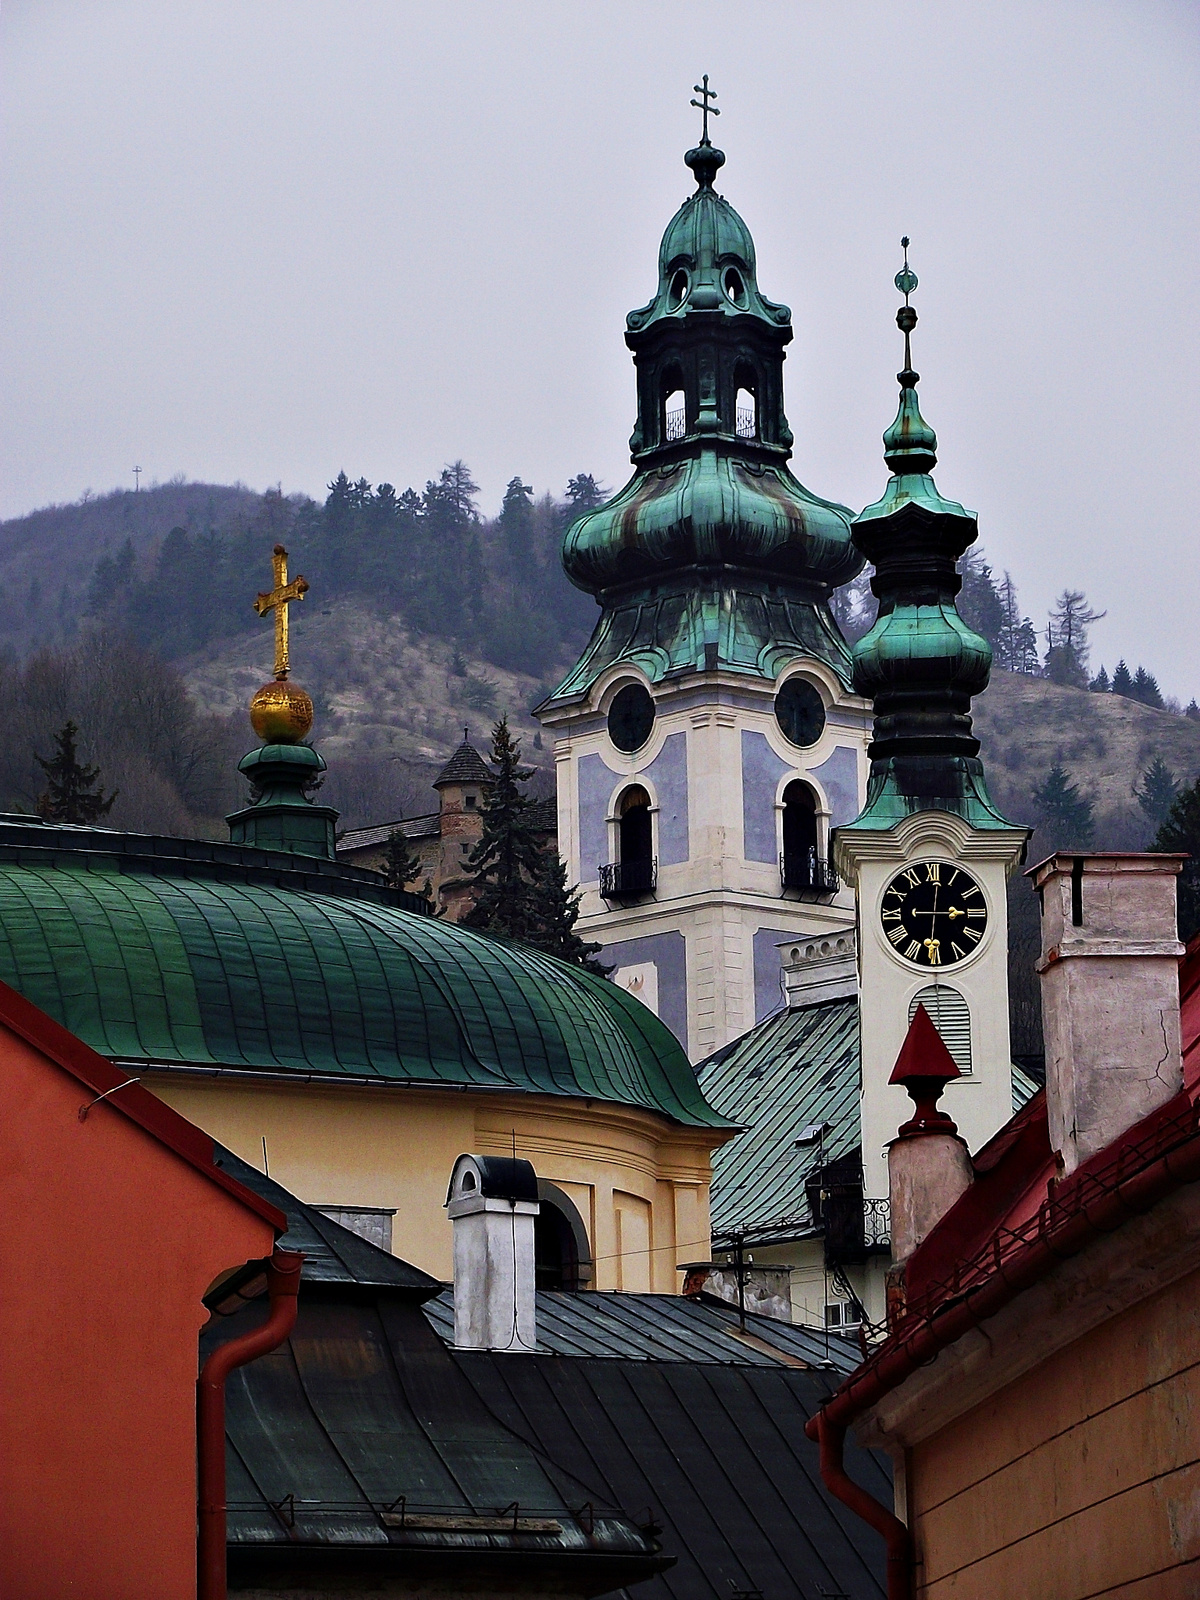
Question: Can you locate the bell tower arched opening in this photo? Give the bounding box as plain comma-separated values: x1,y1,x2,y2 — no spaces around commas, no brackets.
617,786,654,896
781,780,819,889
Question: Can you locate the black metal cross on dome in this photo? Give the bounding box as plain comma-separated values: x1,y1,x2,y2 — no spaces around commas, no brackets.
690,75,719,143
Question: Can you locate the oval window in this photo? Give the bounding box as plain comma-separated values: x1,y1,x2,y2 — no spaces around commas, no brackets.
724,268,747,306
668,269,689,308
608,683,656,753
775,678,826,748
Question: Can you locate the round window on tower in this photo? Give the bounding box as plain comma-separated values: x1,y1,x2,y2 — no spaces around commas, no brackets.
775,678,826,748
724,267,747,307
608,683,656,753
668,269,689,308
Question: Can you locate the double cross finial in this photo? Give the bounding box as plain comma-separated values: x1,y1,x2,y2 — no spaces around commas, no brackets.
690,75,719,144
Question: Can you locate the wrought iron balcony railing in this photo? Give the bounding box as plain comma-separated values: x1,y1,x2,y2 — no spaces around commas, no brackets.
780,850,840,897
598,858,657,900
664,408,686,441
823,1195,891,1267
735,406,756,439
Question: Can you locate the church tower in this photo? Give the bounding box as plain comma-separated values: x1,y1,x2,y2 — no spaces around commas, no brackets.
833,244,1029,1200
537,91,872,1060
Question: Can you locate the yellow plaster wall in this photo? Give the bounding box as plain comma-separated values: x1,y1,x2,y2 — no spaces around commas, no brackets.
908,1266,1200,1599
146,1074,715,1289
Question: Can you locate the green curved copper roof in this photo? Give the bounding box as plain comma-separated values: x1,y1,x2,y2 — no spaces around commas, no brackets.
0,826,729,1130
562,452,859,598
626,145,790,336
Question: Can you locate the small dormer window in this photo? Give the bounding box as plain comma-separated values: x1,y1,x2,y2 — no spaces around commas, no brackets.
668,269,689,308
724,267,747,307
465,793,476,808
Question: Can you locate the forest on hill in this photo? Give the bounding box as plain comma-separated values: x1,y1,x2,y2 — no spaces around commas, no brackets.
1,467,1197,873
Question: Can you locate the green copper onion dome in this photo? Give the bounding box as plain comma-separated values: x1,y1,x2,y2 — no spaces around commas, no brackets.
550,90,862,702
841,241,1012,831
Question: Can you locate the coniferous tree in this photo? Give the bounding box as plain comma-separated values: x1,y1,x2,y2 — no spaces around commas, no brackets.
1187,700,1200,722
1131,666,1165,709
463,717,546,941
564,473,606,517
1111,660,1135,697
499,476,535,578
1044,590,1104,689
35,721,117,823
464,718,602,969
1089,665,1111,693
1153,778,1200,940
383,826,422,891
957,549,1005,655
528,848,608,974
1032,763,1094,846
995,572,1039,674
1136,758,1179,830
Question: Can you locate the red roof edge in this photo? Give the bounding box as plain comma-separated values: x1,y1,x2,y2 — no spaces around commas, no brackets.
806,1087,1200,1440
0,978,286,1233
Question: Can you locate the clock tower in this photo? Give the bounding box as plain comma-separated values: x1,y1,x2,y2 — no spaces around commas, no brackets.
833,244,1029,1200
537,98,872,1060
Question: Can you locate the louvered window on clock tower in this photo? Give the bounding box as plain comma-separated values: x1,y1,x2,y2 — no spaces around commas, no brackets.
908,985,972,1076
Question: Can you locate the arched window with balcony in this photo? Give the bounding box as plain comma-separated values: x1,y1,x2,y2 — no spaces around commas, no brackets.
780,780,837,896
599,785,656,900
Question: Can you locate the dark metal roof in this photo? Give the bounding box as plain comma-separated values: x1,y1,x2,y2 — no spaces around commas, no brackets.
698,999,862,1235
209,1288,666,1593
425,1289,858,1373
338,813,440,852
435,740,493,787
447,1351,889,1600
210,1145,442,1298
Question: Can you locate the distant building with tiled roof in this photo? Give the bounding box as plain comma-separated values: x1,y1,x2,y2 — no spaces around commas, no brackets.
337,733,557,921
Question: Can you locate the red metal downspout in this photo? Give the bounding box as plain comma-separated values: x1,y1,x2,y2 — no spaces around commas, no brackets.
197,1250,303,1600
806,1117,1200,1599
816,1412,911,1600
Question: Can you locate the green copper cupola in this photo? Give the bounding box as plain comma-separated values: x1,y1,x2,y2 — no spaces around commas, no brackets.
548,84,863,705
842,241,1011,831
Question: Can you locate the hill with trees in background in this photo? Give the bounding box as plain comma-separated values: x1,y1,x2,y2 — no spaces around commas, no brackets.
2,467,1197,863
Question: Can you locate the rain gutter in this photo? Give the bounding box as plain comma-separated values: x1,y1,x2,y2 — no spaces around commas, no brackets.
804,1115,1200,1593
198,1250,303,1600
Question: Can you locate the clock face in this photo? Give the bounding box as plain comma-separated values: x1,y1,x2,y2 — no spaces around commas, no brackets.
880,861,987,967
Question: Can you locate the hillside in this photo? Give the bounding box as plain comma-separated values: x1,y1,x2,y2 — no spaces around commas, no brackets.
182,599,562,825
2,478,1198,855
974,669,1200,843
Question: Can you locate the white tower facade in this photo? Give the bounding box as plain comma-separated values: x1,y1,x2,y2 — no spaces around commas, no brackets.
542,661,871,1061
536,130,870,1060
834,242,1030,1200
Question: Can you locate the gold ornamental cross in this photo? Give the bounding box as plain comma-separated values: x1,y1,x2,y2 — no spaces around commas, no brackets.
253,543,309,680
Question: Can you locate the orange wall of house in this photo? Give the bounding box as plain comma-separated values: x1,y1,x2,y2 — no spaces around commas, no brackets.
0,1024,276,1600
909,1266,1200,1599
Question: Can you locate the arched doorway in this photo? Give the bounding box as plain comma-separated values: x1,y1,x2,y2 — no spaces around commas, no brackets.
781,781,819,890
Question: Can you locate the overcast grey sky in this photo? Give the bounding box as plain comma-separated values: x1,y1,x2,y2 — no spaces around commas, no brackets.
3,2,1198,693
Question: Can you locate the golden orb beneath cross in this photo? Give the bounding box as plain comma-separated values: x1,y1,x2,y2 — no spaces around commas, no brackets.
249,677,314,743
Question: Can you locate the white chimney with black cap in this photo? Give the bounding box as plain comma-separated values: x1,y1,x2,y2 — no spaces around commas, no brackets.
445,1154,540,1352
